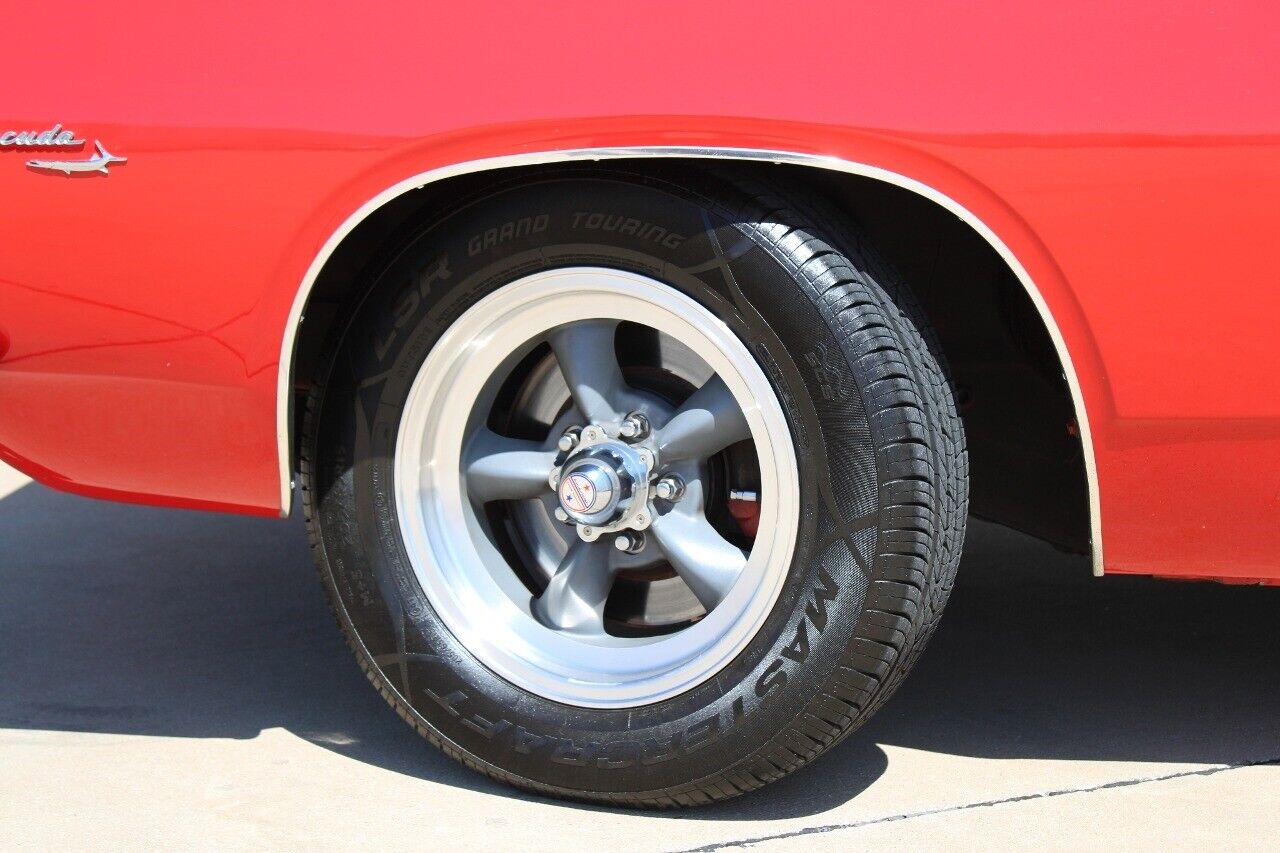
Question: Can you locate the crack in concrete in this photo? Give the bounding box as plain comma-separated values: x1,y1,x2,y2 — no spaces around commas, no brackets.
673,756,1280,852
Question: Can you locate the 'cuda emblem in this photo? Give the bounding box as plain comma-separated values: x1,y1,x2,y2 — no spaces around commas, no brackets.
0,123,83,147
1,124,127,176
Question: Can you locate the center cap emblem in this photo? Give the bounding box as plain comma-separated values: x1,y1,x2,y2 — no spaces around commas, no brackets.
552,441,649,530
559,467,613,516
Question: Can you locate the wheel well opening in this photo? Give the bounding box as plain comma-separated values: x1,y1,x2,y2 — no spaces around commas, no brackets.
289,158,1091,556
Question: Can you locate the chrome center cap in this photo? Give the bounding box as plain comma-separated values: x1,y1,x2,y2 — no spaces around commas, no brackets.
556,441,649,527
557,461,617,521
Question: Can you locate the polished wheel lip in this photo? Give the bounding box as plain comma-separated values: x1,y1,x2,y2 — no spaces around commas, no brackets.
393,267,799,708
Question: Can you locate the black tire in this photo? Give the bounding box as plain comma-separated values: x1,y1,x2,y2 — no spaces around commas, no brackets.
300,165,967,807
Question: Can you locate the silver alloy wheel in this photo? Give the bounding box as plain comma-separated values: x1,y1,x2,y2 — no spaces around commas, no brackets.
394,267,799,708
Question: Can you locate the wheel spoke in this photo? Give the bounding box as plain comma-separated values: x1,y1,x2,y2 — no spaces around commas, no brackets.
549,320,627,424
650,506,747,610
532,540,615,635
655,375,750,463
463,429,556,503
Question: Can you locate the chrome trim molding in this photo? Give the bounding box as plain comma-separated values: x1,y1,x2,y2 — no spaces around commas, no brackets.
26,140,126,176
277,146,1105,575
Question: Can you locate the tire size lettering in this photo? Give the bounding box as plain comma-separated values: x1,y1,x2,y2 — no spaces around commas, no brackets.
467,215,549,256
755,563,841,698
409,562,844,771
417,684,750,771
373,255,452,361
571,211,686,249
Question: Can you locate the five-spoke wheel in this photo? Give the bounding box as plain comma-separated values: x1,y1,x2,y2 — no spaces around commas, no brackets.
395,268,798,707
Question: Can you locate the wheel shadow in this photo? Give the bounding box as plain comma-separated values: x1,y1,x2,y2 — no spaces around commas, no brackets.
1,477,1277,821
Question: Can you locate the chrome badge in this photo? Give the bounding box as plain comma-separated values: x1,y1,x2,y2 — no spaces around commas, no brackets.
560,470,609,516
0,124,83,147
27,141,127,176
1,124,127,176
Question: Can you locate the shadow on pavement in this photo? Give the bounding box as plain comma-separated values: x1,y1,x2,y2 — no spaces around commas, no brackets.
1,479,1276,821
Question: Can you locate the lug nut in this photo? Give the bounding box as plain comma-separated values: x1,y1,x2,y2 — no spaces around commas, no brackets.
614,531,646,554
553,507,570,524
654,475,686,502
557,427,581,453
618,412,650,442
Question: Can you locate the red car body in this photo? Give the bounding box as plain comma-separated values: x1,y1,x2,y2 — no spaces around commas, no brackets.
2,2,1277,581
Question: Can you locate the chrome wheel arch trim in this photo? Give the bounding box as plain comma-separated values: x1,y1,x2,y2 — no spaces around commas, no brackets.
278,145,1105,576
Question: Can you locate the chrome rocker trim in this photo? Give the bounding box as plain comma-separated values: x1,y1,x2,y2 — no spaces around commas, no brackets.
277,146,1105,576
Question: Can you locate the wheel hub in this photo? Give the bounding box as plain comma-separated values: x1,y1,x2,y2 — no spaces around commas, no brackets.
551,425,655,540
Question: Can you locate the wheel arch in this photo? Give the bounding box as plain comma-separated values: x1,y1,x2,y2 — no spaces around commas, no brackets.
278,146,1104,574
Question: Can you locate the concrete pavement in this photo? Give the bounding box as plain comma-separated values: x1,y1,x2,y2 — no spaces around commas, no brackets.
0,462,1277,850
